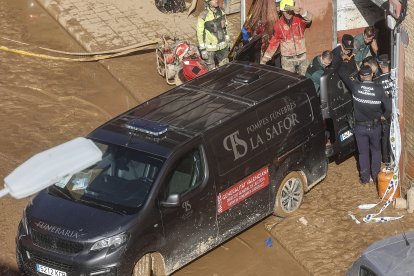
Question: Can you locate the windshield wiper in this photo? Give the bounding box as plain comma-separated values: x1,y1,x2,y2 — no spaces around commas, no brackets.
78,197,126,215
48,186,74,201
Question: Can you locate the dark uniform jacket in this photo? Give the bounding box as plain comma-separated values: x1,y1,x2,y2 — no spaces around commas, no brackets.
305,56,325,93
374,73,392,96
374,72,392,120
339,70,391,123
331,45,342,69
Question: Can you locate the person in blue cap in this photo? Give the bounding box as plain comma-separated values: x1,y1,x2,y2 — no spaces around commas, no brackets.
339,64,391,185
362,55,379,78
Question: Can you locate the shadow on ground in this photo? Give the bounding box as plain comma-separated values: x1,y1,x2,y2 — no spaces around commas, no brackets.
0,264,19,276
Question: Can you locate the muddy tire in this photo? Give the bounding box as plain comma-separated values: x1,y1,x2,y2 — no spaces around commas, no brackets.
132,253,166,276
133,254,151,276
174,70,184,86
156,49,166,77
274,172,305,217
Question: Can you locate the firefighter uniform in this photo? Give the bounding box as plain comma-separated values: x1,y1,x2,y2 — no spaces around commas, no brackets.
197,1,230,70
260,0,312,75
340,65,391,184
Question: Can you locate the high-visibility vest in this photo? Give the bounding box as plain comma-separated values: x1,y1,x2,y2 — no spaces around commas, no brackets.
197,7,229,52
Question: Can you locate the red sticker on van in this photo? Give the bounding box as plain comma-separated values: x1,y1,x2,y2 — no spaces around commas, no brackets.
217,166,269,214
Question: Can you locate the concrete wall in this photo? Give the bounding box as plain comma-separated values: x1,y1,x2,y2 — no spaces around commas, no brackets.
337,0,383,31
302,0,333,58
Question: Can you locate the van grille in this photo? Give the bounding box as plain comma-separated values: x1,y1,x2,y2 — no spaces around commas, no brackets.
30,252,75,272
30,228,84,254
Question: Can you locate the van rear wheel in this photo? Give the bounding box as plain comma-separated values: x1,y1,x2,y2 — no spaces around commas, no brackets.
274,172,305,217
132,253,165,276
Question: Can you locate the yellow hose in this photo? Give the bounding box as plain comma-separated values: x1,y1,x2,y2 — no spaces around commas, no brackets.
0,41,157,62
0,46,80,61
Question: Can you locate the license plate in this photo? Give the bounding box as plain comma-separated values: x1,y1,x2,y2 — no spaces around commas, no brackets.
340,130,353,142
36,264,67,276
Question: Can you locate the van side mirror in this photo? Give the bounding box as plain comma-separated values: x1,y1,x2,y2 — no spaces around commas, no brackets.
160,193,181,207
319,71,330,119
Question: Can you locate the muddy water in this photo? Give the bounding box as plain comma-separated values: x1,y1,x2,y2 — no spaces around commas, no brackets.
0,0,307,275
0,1,136,274
176,217,308,276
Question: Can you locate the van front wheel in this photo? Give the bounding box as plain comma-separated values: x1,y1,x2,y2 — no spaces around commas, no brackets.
132,253,165,276
133,254,151,276
274,172,305,217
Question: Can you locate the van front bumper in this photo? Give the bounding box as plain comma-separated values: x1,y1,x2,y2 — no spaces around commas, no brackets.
16,228,133,276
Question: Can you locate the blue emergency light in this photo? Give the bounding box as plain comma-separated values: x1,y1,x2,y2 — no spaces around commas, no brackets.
124,118,169,136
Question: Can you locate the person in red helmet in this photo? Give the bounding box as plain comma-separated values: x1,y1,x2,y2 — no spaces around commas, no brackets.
260,0,312,75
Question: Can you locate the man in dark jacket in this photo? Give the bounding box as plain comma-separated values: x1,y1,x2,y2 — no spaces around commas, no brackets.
331,34,355,69
339,65,392,184
305,50,332,95
374,54,393,167
362,55,379,78
375,54,392,95
354,26,378,67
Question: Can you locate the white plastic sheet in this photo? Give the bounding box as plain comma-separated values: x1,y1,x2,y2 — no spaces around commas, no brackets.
2,137,102,199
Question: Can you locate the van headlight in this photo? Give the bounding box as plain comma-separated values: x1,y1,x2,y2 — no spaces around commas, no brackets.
21,209,29,235
90,233,128,251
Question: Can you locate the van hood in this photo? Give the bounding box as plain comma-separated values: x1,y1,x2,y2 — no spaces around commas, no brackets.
26,190,137,240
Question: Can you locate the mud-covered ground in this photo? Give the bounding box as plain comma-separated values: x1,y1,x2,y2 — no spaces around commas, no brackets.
0,0,135,274
0,1,306,275
1,1,414,276
269,158,414,275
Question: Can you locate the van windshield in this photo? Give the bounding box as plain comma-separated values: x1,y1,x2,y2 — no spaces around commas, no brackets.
49,142,164,213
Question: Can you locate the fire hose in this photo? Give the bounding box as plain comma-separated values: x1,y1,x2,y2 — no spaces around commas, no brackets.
0,37,157,62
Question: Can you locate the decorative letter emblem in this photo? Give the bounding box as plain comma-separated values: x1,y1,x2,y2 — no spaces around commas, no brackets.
223,131,248,160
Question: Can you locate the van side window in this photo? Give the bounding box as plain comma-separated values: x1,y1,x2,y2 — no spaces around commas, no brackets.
165,148,204,196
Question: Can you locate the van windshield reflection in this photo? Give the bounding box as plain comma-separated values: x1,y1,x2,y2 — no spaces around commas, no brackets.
49,142,164,212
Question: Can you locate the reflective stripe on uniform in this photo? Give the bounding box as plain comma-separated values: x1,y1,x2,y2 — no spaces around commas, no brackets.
206,41,227,49
352,95,381,105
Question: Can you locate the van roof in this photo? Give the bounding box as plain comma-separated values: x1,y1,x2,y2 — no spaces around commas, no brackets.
88,61,307,158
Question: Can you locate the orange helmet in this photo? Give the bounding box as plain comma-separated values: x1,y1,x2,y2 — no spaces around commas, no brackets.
175,42,190,60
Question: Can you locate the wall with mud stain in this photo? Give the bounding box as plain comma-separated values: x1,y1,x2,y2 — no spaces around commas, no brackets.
304,0,384,58
402,0,414,190
214,0,382,59
302,0,333,59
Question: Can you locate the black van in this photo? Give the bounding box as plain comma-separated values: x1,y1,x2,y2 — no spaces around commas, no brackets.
16,61,354,276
